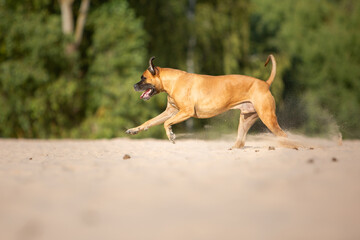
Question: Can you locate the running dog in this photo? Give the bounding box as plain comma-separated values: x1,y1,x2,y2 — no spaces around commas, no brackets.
126,55,287,149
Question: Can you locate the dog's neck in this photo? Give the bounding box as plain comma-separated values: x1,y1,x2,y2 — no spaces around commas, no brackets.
158,68,187,95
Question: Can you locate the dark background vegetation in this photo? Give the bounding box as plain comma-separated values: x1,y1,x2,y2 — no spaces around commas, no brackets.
0,0,359,139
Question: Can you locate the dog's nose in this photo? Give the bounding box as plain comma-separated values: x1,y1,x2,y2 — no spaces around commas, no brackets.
133,84,138,90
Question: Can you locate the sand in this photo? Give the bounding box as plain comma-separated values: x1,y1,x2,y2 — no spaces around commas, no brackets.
0,134,359,240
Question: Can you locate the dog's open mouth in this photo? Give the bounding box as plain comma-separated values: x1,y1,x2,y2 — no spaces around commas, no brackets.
140,88,154,100
134,81,157,100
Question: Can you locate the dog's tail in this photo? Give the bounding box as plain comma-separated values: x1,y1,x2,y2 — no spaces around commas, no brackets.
264,54,276,87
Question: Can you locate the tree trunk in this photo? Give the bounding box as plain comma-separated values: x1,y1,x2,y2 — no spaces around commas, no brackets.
59,0,90,55
185,0,196,131
186,0,196,74
59,0,75,35
74,0,90,47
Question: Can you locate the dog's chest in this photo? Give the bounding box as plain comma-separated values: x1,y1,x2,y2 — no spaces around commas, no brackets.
168,96,179,109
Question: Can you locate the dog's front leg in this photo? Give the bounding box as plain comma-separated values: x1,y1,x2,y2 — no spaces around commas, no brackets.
126,105,178,135
164,111,191,143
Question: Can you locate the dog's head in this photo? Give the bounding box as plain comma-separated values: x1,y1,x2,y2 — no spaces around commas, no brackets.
134,56,162,101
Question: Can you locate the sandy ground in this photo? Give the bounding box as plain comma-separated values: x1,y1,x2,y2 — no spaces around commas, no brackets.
0,134,359,240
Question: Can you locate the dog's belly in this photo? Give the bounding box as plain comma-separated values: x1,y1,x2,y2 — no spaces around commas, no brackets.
193,101,256,118
193,106,225,118
230,102,256,114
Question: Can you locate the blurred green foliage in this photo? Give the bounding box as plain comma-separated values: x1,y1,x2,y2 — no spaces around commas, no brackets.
75,0,164,138
0,0,164,138
264,0,360,138
0,0,359,139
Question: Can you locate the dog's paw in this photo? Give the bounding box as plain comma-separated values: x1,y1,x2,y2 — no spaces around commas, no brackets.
169,129,176,144
126,128,140,135
170,133,176,144
165,126,176,144
231,141,245,150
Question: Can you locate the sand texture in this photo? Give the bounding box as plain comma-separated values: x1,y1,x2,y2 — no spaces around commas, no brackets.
0,134,359,240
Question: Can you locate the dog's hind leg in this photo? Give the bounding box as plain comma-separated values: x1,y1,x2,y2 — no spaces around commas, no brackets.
253,94,287,138
232,112,258,149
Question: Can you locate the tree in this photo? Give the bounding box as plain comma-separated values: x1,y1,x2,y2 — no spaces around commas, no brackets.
0,0,155,138
75,0,164,138
276,0,360,138
58,0,90,54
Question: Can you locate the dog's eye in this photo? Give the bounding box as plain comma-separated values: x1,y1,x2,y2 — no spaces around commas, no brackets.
141,75,146,81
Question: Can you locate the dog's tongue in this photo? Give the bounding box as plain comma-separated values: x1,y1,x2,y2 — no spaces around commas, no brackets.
140,89,152,99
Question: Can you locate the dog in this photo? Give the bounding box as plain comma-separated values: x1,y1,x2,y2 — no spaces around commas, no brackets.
126,55,287,149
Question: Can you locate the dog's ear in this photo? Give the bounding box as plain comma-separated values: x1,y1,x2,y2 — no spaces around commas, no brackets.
148,56,157,76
